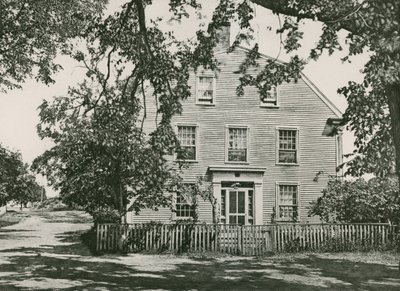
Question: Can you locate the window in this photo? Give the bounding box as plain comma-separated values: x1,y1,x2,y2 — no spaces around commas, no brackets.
277,129,298,164
196,75,215,104
227,127,248,162
261,86,278,106
277,184,299,221
176,184,195,218
177,126,197,161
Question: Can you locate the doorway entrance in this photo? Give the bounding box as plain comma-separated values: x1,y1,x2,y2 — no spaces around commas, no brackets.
221,184,254,225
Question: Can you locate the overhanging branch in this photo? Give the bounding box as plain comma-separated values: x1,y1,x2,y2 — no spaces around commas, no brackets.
250,0,363,35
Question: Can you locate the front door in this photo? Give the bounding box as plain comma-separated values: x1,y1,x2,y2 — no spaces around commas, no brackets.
221,188,254,225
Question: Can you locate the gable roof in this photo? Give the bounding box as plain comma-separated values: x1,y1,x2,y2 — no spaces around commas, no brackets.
215,45,343,118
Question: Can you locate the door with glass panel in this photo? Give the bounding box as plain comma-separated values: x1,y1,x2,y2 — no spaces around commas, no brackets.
221,188,254,225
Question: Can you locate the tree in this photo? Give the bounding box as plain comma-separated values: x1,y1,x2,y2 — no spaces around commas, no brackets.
92,0,400,180
0,0,107,92
309,177,400,224
246,0,400,179
0,144,23,205
31,0,236,220
32,83,186,221
33,0,399,219
0,144,42,207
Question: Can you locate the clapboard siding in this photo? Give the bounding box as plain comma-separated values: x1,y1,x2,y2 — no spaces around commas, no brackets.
130,200,213,224
132,46,340,224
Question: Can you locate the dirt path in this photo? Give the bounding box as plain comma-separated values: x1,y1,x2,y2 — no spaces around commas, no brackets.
0,211,92,253
0,210,400,290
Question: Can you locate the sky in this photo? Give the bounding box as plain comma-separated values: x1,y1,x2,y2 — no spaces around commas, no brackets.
0,1,368,196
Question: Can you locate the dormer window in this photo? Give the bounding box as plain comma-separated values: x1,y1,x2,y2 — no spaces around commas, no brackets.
261,86,278,107
196,75,215,105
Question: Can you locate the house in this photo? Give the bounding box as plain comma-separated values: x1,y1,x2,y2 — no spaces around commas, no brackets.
127,25,343,225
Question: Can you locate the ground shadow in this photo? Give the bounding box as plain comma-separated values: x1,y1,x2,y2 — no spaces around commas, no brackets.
0,248,399,290
0,228,95,257
34,211,93,224
1,211,398,290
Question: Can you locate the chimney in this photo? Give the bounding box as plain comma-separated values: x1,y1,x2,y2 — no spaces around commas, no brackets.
215,23,231,51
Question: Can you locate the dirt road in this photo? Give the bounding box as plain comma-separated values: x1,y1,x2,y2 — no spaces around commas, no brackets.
0,210,399,290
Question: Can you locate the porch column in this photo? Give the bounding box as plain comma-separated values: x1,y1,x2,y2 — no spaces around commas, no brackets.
254,182,263,225
212,181,221,223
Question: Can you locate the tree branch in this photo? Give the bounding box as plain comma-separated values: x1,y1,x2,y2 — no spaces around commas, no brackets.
251,0,363,35
134,0,154,60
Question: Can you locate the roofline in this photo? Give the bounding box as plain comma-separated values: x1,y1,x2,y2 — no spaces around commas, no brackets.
236,45,286,65
229,45,343,118
300,73,343,117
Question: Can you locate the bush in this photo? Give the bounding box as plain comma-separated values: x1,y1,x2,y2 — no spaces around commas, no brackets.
36,197,71,211
92,207,120,224
309,177,400,224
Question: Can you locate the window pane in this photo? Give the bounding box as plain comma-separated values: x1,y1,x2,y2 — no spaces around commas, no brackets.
221,190,226,217
198,76,214,102
238,191,245,213
176,185,195,218
238,216,245,225
278,185,298,221
229,215,237,224
177,147,196,160
278,150,297,163
261,86,277,105
177,126,196,160
229,191,237,213
279,130,297,150
248,190,253,217
228,149,247,162
228,128,247,162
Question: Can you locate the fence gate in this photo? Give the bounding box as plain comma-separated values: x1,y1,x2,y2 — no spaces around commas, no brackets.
218,225,273,255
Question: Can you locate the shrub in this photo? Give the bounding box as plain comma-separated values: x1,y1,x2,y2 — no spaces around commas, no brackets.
309,177,400,224
92,207,120,224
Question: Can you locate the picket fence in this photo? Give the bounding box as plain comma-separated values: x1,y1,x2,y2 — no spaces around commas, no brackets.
96,223,398,255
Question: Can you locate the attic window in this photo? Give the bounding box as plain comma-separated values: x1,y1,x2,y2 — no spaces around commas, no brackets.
196,75,215,105
261,86,278,107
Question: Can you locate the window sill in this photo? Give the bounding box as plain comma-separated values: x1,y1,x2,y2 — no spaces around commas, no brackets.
274,219,299,223
225,161,250,165
196,102,216,106
276,162,300,166
173,217,195,221
260,104,279,108
174,160,199,164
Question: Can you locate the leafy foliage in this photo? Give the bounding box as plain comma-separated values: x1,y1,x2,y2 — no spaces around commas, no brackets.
31,0,271,220
0,0,107,92
309,177,400,224
249,0,400,178
32,84,183,219
0,144,43,206
175,177,215,222
30,0,400,220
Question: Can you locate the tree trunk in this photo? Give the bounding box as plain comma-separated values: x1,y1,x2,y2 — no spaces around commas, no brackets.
119,182,127,224
387,84,400,184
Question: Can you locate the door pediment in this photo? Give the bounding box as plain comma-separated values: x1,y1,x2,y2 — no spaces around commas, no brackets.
208,165,266,184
